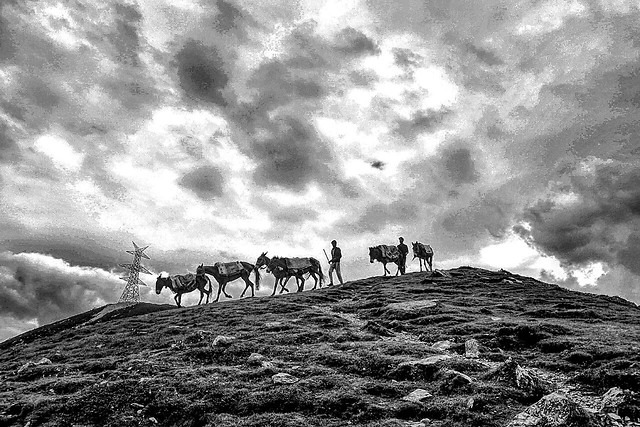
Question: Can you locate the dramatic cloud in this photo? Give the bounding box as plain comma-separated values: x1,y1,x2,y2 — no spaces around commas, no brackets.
178,165,225,200
2,0,640,341
0,251,119,338
175,40,230,106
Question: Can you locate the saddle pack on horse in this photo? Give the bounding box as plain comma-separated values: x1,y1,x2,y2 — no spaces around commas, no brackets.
215,261,245,276
171,274,197,292
285,257,313,271
416,243,433,257
379,245,399,260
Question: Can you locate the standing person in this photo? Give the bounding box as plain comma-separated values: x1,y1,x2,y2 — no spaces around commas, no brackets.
328,240,343,286
398,237,409,275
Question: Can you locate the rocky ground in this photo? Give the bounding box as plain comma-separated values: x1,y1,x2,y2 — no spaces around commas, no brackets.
0,267,639,427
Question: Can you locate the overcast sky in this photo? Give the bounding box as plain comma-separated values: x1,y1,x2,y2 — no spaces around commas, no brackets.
1,0,639,341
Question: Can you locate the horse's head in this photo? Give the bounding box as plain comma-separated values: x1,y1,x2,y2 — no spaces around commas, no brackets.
266,257,285,273
155,275,168,294
412,242,419,257
256,251,269,269
368,247,376,263
196,263,205,276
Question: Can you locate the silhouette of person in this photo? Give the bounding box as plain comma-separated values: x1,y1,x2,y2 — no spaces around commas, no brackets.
398,237,409,275
328,239,343,285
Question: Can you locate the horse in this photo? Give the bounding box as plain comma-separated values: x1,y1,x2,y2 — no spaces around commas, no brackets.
369,245,401,276
196,262,260,302
155,272,211,307
412,242,434,272
255,252,324,296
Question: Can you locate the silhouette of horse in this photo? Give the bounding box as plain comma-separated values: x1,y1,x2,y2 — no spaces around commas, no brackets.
196,262,260,302
255,252,324,296
369,245,401,276
155,273,211,307
412,242,434,272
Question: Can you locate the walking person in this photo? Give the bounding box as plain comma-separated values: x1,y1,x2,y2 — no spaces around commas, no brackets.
398,237,409,275
328,239,343,286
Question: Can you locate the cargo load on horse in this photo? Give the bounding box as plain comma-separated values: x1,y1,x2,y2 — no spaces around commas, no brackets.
368,245,401,276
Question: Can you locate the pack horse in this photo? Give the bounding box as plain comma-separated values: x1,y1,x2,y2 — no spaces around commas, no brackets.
412,242,434,272
196,261,260,302
255,252,324,296
369,245,401,276
155,273,212,307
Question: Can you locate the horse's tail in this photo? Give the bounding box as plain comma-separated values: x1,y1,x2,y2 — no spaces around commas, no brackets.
253,264,261,290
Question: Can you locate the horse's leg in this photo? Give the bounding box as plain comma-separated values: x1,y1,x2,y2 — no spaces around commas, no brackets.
175,293,181,307
310,272,318,290
428,255,433,272
383,262,388,276
271,277,278,296
297,275,305,292
215,280,225,302
280,276,291,294
204,278,211,304
198,290,204,305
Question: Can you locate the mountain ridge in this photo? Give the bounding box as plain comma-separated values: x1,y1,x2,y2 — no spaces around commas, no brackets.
1,266,639,427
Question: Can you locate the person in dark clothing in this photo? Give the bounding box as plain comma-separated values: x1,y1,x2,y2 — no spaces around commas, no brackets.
398,237,409,275
328,239,343,285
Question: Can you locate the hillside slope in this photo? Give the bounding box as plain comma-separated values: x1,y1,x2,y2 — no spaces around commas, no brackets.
0,267,639,427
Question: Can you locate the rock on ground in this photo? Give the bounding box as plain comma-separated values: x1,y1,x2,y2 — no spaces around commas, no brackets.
465,339,480,358
507,392,607,427
212,335,236,347
272,373,299,384
402,389,433,403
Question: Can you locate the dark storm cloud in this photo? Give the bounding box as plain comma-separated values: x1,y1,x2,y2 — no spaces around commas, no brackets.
333,27,379,55
442,146,479,184
349,69,378,87
350,200,419,234
252,116,333,190
270,205,319,224
109,3,143,66
0,13,16,62
463,42,503,67
175,39,230,106
0,122,20,163
394,109,450,139
213,0,243,33
393,48,421,69
0,2,160,137
517,161,640,273
178,165,225,200
0,252,116,326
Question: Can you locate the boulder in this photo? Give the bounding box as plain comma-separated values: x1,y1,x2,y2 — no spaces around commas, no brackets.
247,353,265,365
212,335,236,347
465,339,480,358
485,357,550,399
516,365,551,398
392,354,453,381
440,369,474,394
399,354,452,368
600,387,639,421
272,373,299,384
402,389,433,403
431,340,454,352
507,393,605,427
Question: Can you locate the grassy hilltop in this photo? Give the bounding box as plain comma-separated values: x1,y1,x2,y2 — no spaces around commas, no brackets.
0,267,639,427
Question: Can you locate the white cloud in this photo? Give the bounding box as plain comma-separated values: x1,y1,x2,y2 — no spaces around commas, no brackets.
33,134,84,172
